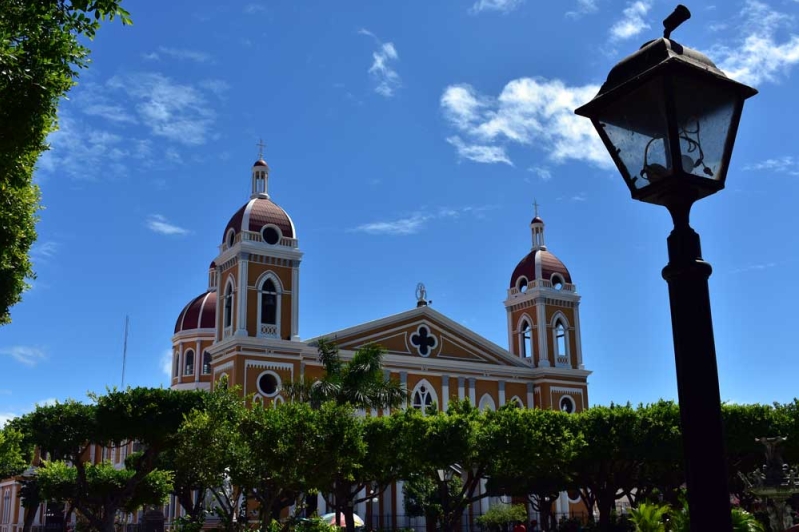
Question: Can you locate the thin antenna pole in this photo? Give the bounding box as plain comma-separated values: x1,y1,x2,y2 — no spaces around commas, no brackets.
121,315,129,388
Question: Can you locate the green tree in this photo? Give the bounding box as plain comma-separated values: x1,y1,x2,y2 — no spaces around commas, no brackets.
0,0,131,325
476,503,528,532
485,406,581,532
0,425,29,478
628,502,667,532
14,388,205,532
282,339,406,409
172,384,249,532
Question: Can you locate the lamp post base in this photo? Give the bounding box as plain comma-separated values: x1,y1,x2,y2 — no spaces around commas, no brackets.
662,218,732,531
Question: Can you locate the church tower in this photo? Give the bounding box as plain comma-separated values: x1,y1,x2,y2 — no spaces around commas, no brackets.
504,205,587,410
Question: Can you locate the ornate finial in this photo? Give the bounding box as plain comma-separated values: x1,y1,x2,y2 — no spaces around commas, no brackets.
416,283,431,307
533,198,540,218
256,138,266,160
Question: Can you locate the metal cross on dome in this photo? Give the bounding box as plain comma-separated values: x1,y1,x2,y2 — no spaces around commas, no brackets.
410,326,437,357
256,138,266,159
533,198,540,218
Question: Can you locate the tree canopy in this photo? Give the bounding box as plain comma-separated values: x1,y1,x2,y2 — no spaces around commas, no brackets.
0,0,131,324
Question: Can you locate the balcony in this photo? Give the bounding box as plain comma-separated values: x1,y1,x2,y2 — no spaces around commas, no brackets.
219,230,299,253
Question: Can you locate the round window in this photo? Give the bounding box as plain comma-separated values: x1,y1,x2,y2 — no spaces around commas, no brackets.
258,373,279,396
560,396,575,414
551,275,564,290
262,226,281,245
226,229,235,248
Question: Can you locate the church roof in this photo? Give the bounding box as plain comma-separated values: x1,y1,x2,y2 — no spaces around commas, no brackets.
510,249,571,288
223,197,295,242
174,291,216,333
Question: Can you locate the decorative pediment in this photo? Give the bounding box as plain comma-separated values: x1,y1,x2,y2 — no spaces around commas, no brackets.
308,306,526,368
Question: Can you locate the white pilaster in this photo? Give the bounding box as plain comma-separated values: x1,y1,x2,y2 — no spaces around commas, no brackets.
498,381,506,407
468,378,476,405
574,304,584,369
527,382,534,408
194,340,201,382
235,255,249,336
291,265,300,341
441,375,449,412
400,372,408,408
177,343,183,384
536,302,550,367
458,377,465,400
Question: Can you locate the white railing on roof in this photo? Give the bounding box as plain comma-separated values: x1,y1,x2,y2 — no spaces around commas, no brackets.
508,279,577,297
219,230,298,252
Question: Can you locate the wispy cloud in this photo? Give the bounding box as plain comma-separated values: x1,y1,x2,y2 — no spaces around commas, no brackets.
744,156,799,175
469,0,525,15
440,80,609,168
153,46,213,63
161,349,173,379
107,72,216,145
0,346,47,366
729,262,779,274
146,215,189,236
244,3,268,14
353,206,497,236
714,0,799,86
30,241,59,262
566,0,599,18
199,79,231,98
446,136,512,165
609,0,652,41
360,29,401,98
527,166,553,180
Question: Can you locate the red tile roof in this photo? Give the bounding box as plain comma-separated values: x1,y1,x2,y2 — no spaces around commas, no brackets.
174,291,217,333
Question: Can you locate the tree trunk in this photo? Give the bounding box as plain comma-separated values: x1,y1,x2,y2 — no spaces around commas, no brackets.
596,491,615,532
22,504,37,532
344,505,356,532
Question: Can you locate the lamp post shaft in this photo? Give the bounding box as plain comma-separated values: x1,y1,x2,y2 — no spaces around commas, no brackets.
662,220,732,531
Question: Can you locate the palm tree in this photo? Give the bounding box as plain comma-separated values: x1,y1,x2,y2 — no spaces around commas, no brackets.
283,337,407,410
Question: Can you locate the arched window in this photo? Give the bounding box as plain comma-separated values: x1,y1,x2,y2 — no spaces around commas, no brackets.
184,350,194,376
555,320,568,357
411,381,437,416
202,351,212,374
260,279,277,325
479,394,496,412
223,282,234,329
519,319,532,359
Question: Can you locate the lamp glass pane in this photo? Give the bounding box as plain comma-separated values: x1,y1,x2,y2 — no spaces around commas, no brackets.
672,77,738,181
596,77,671,190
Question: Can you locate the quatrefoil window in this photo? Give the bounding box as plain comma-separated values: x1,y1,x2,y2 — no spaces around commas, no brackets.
410,325,438,357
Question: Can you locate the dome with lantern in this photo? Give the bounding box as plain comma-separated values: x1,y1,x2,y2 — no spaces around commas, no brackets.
221,157,297,248
509,213,572,291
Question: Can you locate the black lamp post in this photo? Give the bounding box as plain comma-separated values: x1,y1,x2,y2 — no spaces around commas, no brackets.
575,5,757,531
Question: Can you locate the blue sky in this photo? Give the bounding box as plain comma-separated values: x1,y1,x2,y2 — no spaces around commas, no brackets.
3,0,799,424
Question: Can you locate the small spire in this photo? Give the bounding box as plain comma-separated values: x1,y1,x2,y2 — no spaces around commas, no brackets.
530,201,546,250
533,198,540,218
256,138,266,160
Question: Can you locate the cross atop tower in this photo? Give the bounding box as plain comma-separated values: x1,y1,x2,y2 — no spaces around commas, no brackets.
533,198,540,218
256,138,266,160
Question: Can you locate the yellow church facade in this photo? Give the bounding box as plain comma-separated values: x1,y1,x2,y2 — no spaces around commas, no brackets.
167,152,593,526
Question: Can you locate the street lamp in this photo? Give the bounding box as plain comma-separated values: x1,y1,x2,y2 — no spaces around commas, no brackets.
575,5,757,532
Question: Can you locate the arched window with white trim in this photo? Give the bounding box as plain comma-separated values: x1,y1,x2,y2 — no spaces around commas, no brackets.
223,280,234,331
478,393,496,412
411,380,438,415
258,275,281,338
519,318,533,360
184,349,194,376
551,313,571,367
202,351,212,374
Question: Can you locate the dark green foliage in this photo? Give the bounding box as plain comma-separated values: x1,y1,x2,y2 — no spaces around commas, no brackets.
0,0,130,324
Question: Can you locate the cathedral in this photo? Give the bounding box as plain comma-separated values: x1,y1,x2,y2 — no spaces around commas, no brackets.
167,151,593,525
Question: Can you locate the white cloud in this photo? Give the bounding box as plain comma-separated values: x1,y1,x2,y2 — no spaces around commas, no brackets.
0,413,16,428
244,3,268,14
744,156,799,175
527,166,553,180
361,30,401,98
470,0,525,15
609,0,652,41
157,46,213,63
199,79,231,97
440,79,610,168
146,215,189,236
566,0,599,18
0,346,47,366
30,241,59,262
107,72,216,145
142,52,160,61
161,349,173,378
446,136,512,165
353,206,496,235
714,0,799,86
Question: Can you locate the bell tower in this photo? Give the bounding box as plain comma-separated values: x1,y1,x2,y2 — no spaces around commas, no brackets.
504,206,584,371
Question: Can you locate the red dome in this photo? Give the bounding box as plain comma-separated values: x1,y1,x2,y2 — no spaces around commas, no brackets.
222,197,295,244
174,292,217,333
253,159,269,168
510,249,571,288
